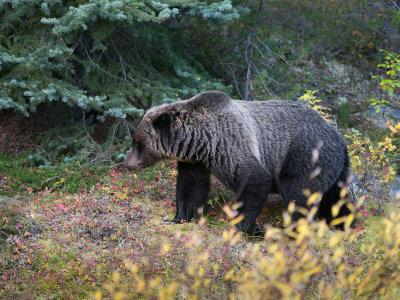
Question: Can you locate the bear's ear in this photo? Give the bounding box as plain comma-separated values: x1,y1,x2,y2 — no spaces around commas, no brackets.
189,91,231,110
152,112,172,130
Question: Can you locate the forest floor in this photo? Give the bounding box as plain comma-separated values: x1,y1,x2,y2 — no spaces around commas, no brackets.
1,159,399,299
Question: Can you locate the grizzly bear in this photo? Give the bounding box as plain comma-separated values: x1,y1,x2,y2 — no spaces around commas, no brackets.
123,91,352,234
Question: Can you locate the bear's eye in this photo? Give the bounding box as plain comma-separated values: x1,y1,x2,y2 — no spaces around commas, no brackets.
133,140,143,152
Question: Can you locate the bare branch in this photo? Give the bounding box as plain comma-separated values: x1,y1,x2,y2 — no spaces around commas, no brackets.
96,49,105,64
244,0,265,100
390,0,400,10
224,63,244,100
82,110,96,144
254,34,289,64
248,59,277,97
123,119,136,138
245,33,254,101
108,118,124,150
81,42,124,81
41,176,60,185
30,143,52,163
110,39,128,82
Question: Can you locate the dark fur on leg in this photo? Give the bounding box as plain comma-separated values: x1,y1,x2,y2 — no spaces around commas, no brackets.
171,161,211,223
234,166,271,236
318,151,354,229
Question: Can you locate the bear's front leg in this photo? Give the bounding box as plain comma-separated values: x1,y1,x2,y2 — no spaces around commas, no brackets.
171,161,211,223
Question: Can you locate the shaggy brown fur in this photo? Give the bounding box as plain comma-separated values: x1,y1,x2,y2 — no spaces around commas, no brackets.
124,91,351,234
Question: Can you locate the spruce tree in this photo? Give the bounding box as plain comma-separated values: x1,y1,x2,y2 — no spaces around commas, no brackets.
0,0,238,119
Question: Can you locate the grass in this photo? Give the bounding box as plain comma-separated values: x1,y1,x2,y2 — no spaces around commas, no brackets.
0,155,399,299
0,153,110,196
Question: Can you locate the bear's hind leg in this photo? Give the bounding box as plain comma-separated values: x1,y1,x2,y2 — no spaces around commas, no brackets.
235,197,266,236
318,180,352,229
172,161,211,223
278,176,312,224
234,171,271,236
318,154,353,229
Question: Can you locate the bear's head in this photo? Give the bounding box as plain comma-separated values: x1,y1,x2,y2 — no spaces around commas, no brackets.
123,107,175,171
123,91,231,171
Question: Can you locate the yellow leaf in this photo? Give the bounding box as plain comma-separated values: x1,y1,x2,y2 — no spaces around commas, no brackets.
161,243,172,255
224,269,235,280
95,291,102,300
114,292,125,300
136,279,145,293
307,192,322,206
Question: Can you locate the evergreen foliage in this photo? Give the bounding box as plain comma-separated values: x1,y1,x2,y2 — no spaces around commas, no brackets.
1,0,399,166
0,0,238,119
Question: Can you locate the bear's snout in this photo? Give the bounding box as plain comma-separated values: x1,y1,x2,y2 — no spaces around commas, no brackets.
122,159,140,171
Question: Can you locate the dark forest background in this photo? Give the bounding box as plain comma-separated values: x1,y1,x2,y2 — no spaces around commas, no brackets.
1,0,399,166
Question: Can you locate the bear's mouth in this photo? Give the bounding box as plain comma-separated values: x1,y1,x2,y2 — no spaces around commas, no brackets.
122,161,143,171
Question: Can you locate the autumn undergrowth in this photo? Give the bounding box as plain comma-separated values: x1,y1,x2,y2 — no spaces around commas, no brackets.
1,87,399,298
0,154,399,299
